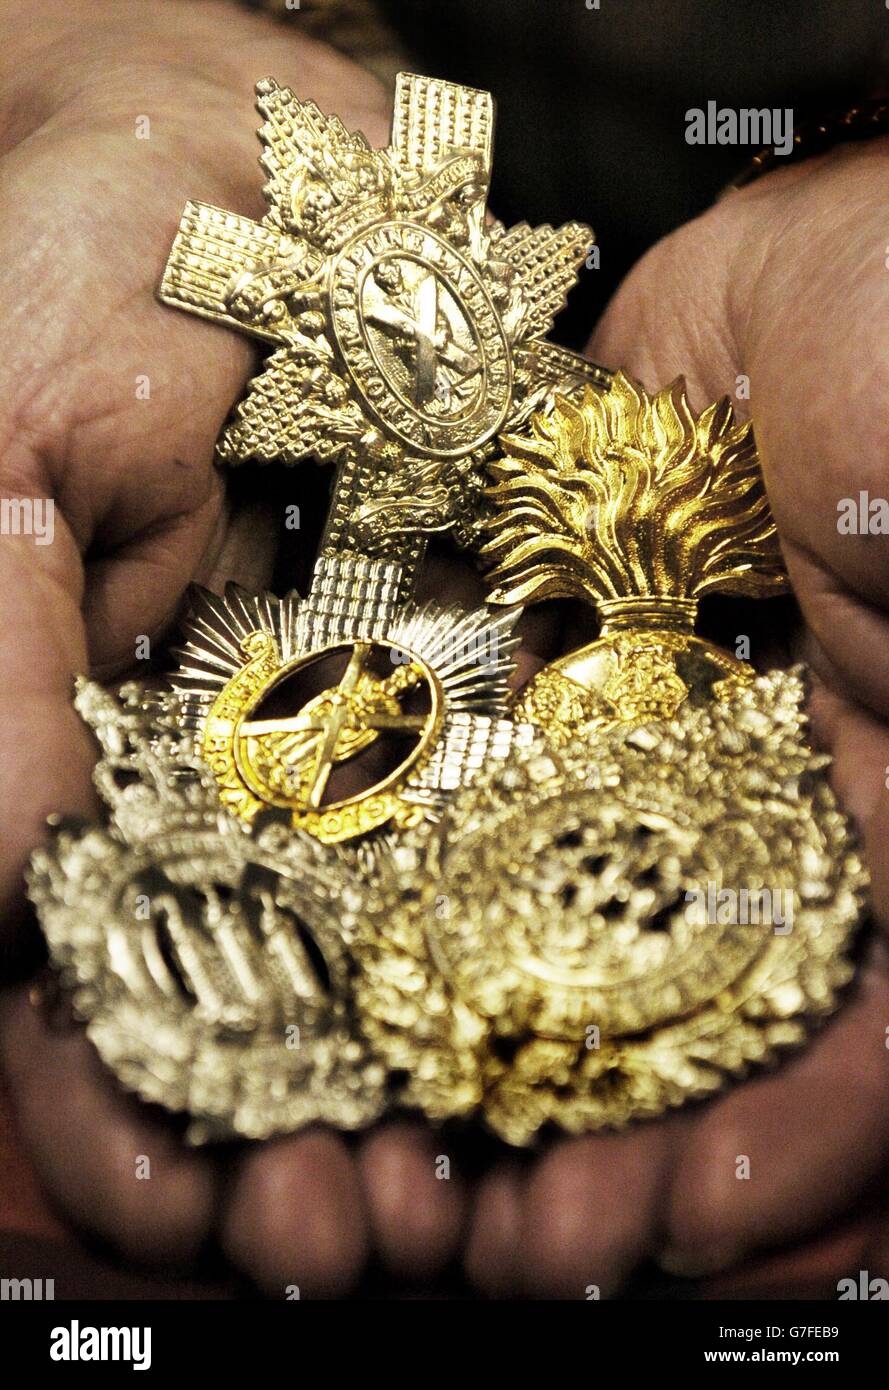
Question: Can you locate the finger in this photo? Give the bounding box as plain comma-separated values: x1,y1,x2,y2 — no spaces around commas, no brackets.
864,797,889,940
513,1126,674,1299
0,521,95,940
784,541,889,721
357,1120,466,1279
0,985,218,1264
220,1129,368,1298
83,479,227,679
464,1159,525,1297
85,490,284,681
805,668,889,828
700,1208,878,1299
661,946,889,1275
199,496,280,598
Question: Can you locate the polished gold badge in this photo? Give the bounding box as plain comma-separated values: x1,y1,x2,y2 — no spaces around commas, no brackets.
482,371,788,740
354,670,867,1143
28,682,387,1142
160,72,609,562
167,558,523,844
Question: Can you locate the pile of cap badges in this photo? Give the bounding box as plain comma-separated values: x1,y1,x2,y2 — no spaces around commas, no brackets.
30,75,867,1146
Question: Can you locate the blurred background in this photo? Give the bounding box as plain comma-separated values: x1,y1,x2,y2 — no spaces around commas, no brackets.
382,0,888,342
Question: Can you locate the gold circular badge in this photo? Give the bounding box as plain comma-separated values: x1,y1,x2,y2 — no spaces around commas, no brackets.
354,670,867,1143
170,581,521,848
428,790,774,1040
201,634,444,843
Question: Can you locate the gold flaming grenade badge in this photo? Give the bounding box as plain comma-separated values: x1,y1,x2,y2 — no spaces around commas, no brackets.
352,371,868,1141
483,371,788,738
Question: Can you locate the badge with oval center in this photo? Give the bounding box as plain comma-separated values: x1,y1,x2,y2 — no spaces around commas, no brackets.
154,71,607,841
159,71,610,565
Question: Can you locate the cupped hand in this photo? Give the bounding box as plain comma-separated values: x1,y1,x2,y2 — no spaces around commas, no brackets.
9,3,889,1301
0,0,470,1299
463,138,889,1297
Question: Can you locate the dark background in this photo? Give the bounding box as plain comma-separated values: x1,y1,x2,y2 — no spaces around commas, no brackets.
384,0,888,343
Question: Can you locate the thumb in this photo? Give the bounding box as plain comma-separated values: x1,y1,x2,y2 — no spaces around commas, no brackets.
0,492,96,958
588,144,889,721
588,195,744,412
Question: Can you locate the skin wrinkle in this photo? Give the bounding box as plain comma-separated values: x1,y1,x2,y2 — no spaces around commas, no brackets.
0,246,141,476
83,487,230,676
85,474,223,569
0,2,278,109
0,3,416,1298
0,539,86,680
580,141,889,1289
741,153,889,565
78,430,221,557
0,93,55,159
722,151,842,353
5,0,889,1299
1,202,232,553
754,362,889,599
786,529,889,664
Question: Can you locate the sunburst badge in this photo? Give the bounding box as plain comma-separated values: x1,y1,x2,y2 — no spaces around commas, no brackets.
167,555,522,844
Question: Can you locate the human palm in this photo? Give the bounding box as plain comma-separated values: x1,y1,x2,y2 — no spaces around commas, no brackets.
0,0,456,1298
461,141,889,1298
4,0,889,1301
